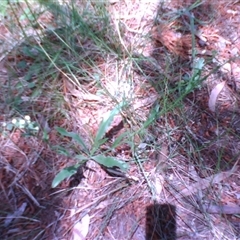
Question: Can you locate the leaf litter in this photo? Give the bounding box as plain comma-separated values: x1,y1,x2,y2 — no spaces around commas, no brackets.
0,0,240,239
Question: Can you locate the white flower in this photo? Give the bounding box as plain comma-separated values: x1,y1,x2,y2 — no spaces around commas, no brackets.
24,115,31,122
12,119,17,124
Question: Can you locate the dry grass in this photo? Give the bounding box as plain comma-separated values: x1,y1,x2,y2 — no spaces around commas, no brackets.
0,0,240,239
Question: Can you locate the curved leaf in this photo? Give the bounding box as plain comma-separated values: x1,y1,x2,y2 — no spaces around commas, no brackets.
92,154,128,171
52,165,78,188
56,127,88,153
95,102,124,143
72,214,90,240
208,81,225,112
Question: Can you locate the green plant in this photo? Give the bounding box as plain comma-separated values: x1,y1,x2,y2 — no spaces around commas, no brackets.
52,102,129,188
177,57,205,95
2,115,39,136
0,0,8,18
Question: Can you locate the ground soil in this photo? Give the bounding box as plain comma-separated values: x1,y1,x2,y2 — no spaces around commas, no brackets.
0,1,240,240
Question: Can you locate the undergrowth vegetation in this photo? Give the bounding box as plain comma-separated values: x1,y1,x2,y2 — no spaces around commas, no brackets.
1,0,239,239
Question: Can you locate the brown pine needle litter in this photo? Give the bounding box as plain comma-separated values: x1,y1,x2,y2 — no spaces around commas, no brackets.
0,0,240,239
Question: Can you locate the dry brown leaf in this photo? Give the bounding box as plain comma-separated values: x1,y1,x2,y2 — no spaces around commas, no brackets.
72,214,90,240
208,81,226,112
152,24,192,57
203,203,240,214
4,202,27,227
174,160,238,200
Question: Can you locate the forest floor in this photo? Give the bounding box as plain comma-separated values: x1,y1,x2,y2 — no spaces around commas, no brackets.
0,0,240,239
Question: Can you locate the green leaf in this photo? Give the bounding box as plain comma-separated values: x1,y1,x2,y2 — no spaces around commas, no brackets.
17,60,27,70
52,145,71,157
143,104,160,128
111,132,129,149
56,127,88,153
92,154,128,171
31,88,42,98
42,131,49,142
75,154,89,161
90,137,108,155
0,1,8,17
194,58,204,70
52,165,78,188
93,102,125,151
28,82,36,89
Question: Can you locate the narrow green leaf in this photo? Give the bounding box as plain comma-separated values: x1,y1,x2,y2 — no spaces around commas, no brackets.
56,127,88,153
52,165,78,188
92,154,128,171
52,145,71,157
75,154,89,161
31,88,42,98
94,102,124,143
90,138,108,155
111,132,129,149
